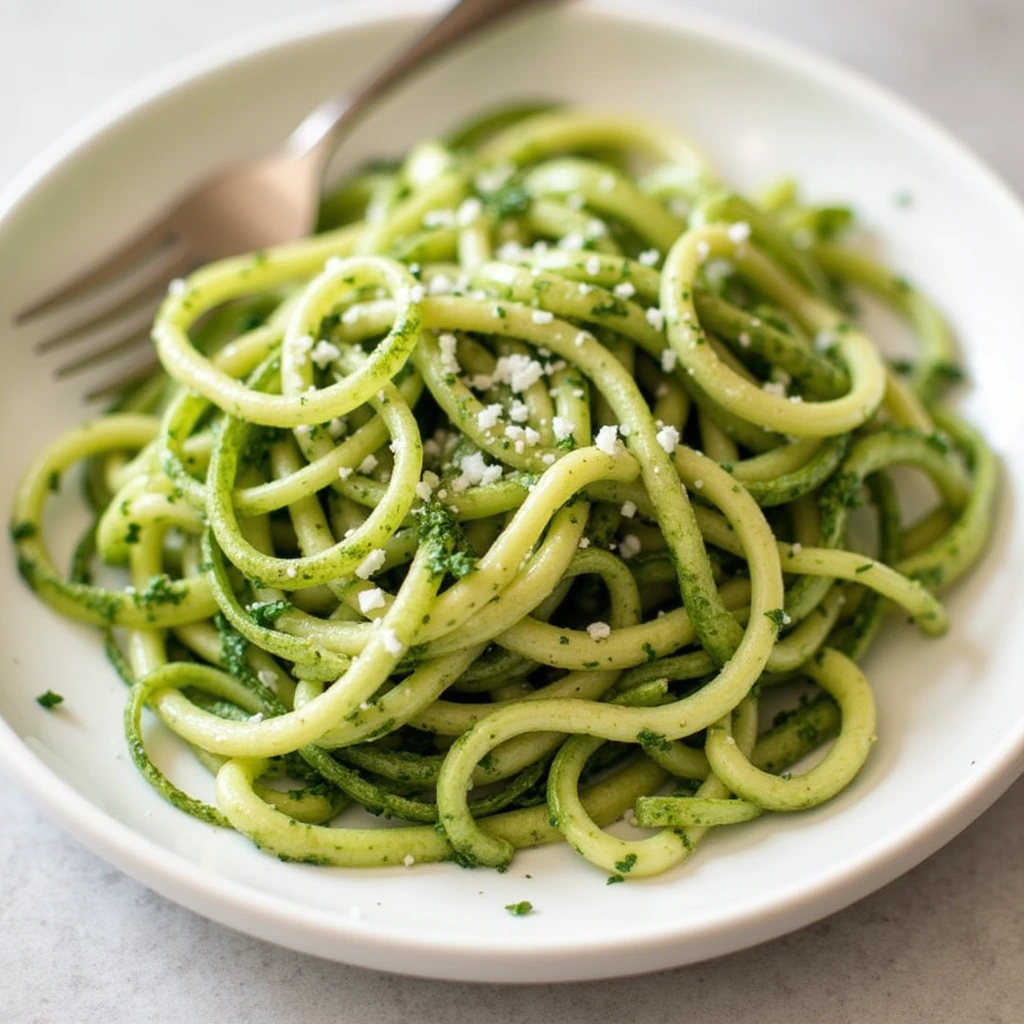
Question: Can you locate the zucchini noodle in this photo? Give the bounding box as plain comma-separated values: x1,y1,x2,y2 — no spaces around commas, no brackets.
9,106,996,879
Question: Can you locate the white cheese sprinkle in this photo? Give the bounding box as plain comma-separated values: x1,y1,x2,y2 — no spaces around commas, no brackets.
402,853,416,867
619,534,642,559
496,240,527,261
492,353,544,394
638,248,660,267
595,424,621,455
452,451,503,491
310,339,340,369
646,307,666,332
381,628,404,656
414,471,438,502
585,255,602,277
531,309,554,325
409,283,426,303
620,501,637,519
727,221,752,244
695,239,711,262
660,347,677,372
168,278,186,296
286,565,297,579
508,399,530,423
257,670,277,687
738,331,751,348
655,424,680,453
358,454,378,475
338,466,353,480
613,282,636,300
427,273,455,296
477,403,503,431
438,333,460,375
355,549,386,580
552,415,574,442
587,621,611,641
358,587,386,614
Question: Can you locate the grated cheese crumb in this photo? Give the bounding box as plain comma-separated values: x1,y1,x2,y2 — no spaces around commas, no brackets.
438,333,460,374
358,587,386,614
427,273,454,296
727,221,752,244
508,400,530,423
655,424,680,454
310,339,340,369
381,628,404,656
620,501,637,519
492,353,544,394
552,415,574,442
660,347,677,372
595,425,621,455
587,621,611,641
477,403,503,431
646,307,666,332
619,534,642,559
415,470,440,502
355,549,386,580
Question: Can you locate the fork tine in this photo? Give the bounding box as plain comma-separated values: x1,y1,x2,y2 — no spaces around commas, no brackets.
54,329,152,380
14,219,179,323
35,249,193,354
84,356,162,404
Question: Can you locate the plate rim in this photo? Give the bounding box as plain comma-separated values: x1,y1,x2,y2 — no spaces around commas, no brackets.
1,0,1023,982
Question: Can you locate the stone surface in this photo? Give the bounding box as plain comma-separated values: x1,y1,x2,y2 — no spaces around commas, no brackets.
2,1,1022,1021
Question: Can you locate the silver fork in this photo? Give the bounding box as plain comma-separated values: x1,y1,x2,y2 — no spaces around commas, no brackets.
16,0,560,401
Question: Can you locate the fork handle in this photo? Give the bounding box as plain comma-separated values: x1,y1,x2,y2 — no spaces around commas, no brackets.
287,0,563,157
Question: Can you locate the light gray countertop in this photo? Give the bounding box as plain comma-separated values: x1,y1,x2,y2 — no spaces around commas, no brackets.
2,1,1022,1021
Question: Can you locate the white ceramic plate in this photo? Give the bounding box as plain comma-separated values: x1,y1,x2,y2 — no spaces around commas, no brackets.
2,0,1023,984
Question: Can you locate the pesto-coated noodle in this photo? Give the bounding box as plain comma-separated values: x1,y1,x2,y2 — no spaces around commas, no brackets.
10,106,995,877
